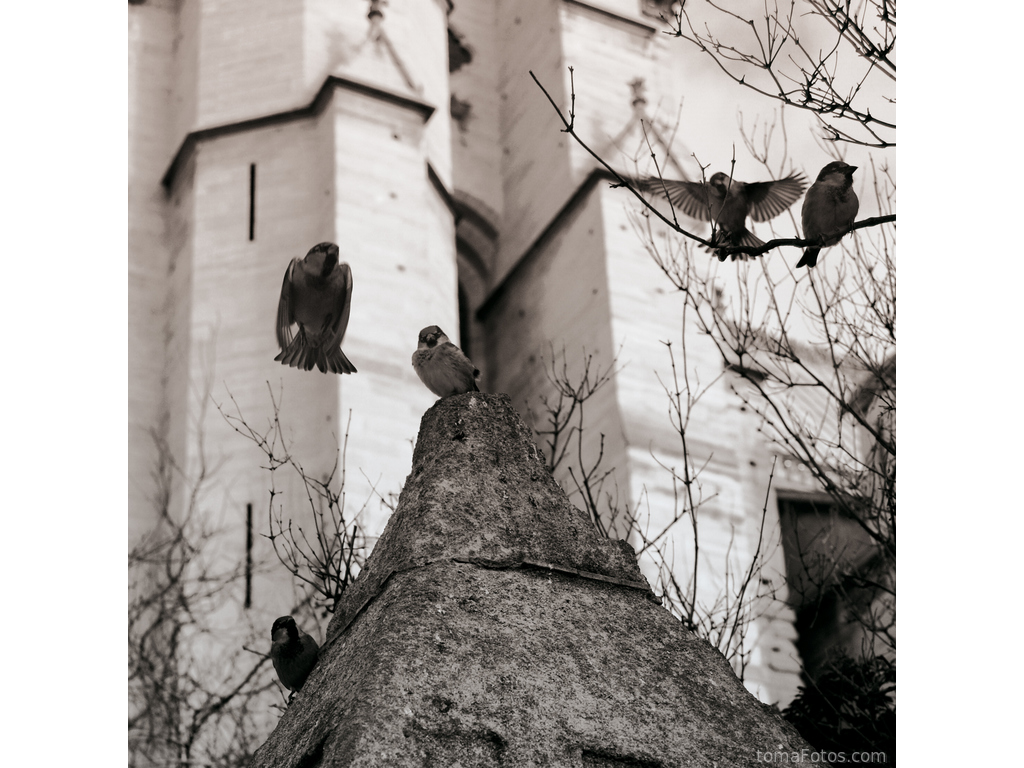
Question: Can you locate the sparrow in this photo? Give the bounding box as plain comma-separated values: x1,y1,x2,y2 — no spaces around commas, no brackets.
412,325,480,397
275,242,357,374
640,171,807,261
798,161,859,268
270,616,320,699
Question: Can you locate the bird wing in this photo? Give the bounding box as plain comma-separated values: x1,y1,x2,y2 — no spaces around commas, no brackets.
276,258,300,349
435,343,479,394
743,173,808,222
641,177,722,222
323,262,353,349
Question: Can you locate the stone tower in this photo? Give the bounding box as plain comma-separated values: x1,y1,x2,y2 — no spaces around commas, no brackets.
250,394,819,767
130,0,460,615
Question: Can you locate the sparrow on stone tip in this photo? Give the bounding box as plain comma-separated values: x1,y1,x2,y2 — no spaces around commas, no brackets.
798,161,859,268
270,616,320,700
275,242,357,374
640,171,807,261
412,325,480,398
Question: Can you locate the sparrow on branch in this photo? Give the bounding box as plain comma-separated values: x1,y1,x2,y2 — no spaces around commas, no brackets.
798,161,859,268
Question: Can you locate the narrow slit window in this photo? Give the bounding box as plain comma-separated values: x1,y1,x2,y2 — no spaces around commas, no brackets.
244,502,253,609
248,163,256,241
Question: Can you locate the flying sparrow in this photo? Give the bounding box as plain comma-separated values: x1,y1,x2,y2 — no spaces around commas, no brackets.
641,171,807,261
275,242,357,373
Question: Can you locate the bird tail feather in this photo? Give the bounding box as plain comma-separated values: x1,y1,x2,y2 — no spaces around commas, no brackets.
276,328,355,374
275,333,318,372
797,248,820,268
324,347,357,374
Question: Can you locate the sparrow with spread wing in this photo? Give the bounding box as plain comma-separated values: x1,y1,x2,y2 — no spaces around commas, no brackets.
798,161,859,268
641,171,807,261
412,325,479,398
275,242,357,374
270,616,320,700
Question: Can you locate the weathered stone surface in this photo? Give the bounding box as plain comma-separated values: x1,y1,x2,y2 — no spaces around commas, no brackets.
328,393,649,642
250,394,818,767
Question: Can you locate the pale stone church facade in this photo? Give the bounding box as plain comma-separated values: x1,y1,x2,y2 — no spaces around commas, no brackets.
129,0,844,710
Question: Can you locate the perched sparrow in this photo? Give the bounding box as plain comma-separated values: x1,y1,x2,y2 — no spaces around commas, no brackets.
275,242,357,374
412,325,479,398
270,616,320,698
798,161,859,268
640,171,807,261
